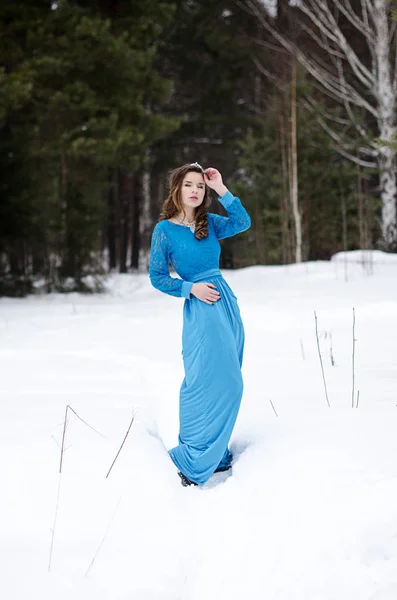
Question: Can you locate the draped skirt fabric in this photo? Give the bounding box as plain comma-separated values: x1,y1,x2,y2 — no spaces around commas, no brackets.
169,269,244,485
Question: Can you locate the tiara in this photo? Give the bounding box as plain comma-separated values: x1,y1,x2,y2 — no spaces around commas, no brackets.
190,162,203,170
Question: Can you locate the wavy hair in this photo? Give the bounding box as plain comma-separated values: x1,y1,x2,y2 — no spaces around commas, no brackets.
158,163,212,240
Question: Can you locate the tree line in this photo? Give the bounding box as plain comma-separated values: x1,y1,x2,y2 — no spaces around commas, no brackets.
0,0,396,296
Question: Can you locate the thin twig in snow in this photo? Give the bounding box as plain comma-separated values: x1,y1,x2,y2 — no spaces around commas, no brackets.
314,311,331,407
48,474,62,572
106,410,137,478
49,404,105,571
85,496,122,577
269,399,278,417
356,389,360,408
59,405,69,474
49,405,69,572
51,435,62,450
67,405,106,438
352,307,356,408
51,435,71,452
300,338,305,360
329,332,335,366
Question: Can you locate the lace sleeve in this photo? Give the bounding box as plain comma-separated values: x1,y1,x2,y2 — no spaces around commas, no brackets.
149,223,193,298
209,190,251,240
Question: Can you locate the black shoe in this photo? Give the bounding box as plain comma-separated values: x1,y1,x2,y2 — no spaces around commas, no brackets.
214,464,232,473
178,471,198,487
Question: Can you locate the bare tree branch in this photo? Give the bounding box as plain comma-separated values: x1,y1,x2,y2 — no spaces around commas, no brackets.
333,0,375,42
389,19,397,44
299,22,345,60
300,0,374,90
246,0,379,117
335,56,374,141
360,0,370,30
300,97,351,127
362,0,377,24
300,97,377,167
252,56,283,88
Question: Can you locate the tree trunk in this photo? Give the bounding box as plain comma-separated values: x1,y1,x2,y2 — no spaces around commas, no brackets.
374,0,397,247
131,170,142,270
119,171,133,273
60,151,68,270
255,194,266,263
341,183,348,281
279,113,292,264
139,150,152,270
357,164,365,250
377,147,397,247
290,58,302,263
107,168,117,270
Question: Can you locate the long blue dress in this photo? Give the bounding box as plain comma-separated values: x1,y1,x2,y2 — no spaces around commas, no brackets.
149,190,251,485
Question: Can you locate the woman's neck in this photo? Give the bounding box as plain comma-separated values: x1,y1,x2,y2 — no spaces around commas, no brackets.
177,210,195,223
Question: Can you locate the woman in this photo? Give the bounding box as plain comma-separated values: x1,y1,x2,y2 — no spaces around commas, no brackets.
149,163,251,486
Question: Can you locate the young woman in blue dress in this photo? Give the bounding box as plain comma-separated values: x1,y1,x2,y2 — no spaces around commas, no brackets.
149,163,251,486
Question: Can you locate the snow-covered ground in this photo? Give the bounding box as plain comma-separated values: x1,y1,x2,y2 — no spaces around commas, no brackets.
1,250,397,600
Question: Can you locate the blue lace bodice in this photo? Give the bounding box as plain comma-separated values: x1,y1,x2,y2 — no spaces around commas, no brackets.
149,190,251,298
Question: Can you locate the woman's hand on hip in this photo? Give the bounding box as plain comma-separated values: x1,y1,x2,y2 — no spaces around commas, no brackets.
191,283,220,305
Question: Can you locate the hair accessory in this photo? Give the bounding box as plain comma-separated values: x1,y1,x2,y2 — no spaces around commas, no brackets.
190,162,203,170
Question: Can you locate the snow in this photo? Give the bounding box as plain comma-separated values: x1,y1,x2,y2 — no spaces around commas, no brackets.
1,251,397,600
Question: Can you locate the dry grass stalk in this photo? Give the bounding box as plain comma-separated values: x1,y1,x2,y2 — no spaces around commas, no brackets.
106,410,137,479
314,311,331,407
85,497,122,578
300,338,305,360
49,404,105,571
269,399,278,417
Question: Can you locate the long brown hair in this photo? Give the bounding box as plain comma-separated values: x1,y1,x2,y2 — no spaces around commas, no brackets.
159,163,212,240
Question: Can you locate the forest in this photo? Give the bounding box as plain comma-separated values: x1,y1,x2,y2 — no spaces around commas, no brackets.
1,0,396,295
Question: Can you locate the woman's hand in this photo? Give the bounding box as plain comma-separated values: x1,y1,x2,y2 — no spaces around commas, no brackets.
191,282,221,305
203,168,228,197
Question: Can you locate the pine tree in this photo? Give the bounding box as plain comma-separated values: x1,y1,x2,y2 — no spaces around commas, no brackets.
0,0,178,293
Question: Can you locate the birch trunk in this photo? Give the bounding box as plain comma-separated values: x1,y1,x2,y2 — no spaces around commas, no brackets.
374,0,397,244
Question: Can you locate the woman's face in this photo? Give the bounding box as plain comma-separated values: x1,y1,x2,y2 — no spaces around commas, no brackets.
180,171,205,212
